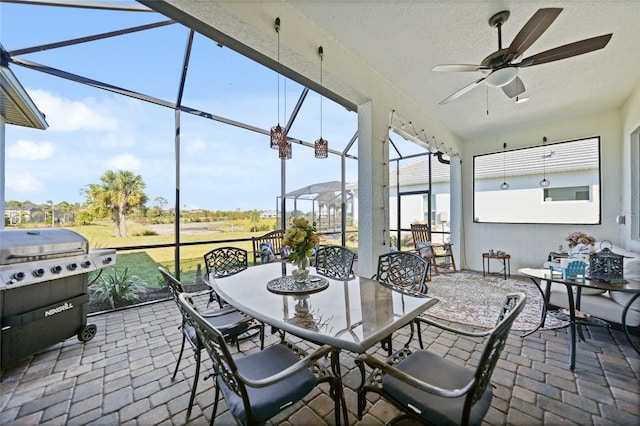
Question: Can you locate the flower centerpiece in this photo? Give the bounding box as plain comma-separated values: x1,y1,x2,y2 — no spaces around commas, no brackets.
283,217,319,282
565,231,596,262
565,232,596,249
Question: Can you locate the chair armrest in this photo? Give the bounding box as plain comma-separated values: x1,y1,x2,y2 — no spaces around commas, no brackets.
416,316,493,338
238,344,334,388
188,288,214,298
200,305,237,317
356,353,473,398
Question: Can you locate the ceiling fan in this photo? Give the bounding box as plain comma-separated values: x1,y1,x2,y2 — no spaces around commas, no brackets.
433,8,612,105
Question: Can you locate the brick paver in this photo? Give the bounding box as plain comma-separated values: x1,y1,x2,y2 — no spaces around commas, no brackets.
1,294,638,425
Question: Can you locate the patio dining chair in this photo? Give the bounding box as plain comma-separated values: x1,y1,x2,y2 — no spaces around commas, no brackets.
374,251,431,355
355,292,526,426
314,245,356,280
177,292,347,426
203,246,249,308
158,267,264,420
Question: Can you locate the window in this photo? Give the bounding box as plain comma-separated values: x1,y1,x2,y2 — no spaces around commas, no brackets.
543,186,591,202
473,137,601,224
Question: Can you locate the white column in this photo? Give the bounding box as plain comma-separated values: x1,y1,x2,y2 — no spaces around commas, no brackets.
1,117,5,230
357,101,390,277
449,156,462,268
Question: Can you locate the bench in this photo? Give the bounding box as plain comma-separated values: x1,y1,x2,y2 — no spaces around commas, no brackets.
251,230,285,265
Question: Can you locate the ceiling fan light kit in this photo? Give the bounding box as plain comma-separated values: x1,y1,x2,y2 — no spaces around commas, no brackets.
485,67,517,88
433,8,612,104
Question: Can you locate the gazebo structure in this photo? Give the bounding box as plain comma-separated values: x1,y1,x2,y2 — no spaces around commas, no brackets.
278,180,357,234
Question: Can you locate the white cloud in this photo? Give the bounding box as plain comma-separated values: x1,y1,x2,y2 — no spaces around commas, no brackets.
6,172,45,193
29,90,120,132
185,139,206,154
102,154,141,171
7,140,54,160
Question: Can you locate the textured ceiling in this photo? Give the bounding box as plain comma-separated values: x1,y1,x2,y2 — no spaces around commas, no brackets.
141,0,640,143
287,1,640,140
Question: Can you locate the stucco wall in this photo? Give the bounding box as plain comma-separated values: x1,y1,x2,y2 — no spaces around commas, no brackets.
621,79,640,252
460,109,624,272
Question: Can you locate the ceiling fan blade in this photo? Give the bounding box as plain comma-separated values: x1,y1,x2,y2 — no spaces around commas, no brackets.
438,77,486,105
504,8,562,63
502,76,525,98
432,64,489,72
517,33,613,67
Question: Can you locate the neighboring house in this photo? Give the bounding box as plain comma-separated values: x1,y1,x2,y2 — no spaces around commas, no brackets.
388,155,452,232
260,210,278,219
4,207,43,225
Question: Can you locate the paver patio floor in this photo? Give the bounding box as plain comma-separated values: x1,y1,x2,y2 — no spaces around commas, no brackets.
1,292,638,425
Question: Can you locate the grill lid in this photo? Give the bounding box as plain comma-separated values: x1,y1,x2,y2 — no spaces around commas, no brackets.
0,229,88,265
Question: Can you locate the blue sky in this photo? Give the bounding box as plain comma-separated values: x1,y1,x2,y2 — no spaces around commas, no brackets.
0,1,392,212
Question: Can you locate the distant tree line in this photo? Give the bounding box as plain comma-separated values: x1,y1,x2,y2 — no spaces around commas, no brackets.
5,169,273,236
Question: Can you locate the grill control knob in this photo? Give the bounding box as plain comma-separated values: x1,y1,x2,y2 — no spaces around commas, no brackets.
33,268,45,277
67,263,78,271
81,261,92,268
102,257,113,265
51,265,63,274
11,271,25,281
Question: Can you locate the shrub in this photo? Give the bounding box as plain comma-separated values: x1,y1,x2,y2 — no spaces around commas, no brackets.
92,267,147,309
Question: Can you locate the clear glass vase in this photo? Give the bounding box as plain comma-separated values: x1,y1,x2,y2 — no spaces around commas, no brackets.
292,255,310,283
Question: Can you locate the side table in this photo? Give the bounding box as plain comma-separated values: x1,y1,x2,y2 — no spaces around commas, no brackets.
482,253,511,279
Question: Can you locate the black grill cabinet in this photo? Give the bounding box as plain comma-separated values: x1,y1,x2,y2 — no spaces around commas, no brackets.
0,229,115,371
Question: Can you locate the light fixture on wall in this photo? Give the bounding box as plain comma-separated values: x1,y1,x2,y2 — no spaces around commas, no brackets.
270,17,290,159
500,142,509,190
539,136,551,188
314,46,328,159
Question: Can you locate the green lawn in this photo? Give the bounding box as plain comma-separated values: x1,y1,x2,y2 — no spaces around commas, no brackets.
73,220,352,287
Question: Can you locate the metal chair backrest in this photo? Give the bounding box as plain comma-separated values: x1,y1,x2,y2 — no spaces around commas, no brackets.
463,293,526,423
375,251,429,293
315,245,356,280
159,267,200,344
159,266,187,307
204,247,248,278
177,292,252,421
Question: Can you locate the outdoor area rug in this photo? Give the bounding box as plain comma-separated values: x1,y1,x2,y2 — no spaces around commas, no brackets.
421,271,568,331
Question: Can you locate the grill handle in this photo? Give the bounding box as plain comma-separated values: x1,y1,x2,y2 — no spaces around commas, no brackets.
7,248,86,260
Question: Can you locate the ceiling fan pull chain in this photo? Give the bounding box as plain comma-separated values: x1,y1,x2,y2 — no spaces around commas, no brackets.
486,85,489,115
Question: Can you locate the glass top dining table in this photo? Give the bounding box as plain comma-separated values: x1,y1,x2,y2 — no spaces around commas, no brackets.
205,262,438,354
519,267,640,370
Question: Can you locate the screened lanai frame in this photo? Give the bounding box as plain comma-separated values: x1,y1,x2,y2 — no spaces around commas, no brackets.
0,0,364,274
1,0,443,276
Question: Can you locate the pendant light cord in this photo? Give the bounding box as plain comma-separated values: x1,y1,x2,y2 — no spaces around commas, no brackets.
276,23,280,125
319,46,323,137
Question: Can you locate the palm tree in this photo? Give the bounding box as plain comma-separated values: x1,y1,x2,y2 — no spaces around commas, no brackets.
84,170,148,237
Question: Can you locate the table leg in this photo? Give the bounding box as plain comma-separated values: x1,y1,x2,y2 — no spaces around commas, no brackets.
622,293,640,355
565,284,577,370
330,350,348,426
502,259,506,280
521,277,550,338
483,257,487,277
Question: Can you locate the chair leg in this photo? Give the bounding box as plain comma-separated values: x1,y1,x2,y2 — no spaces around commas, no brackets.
186,349,201,420
381,335,393,356
172,333,187,381
209,383,221,426
404,321,415,349
416,319,424,349
259,323,265,350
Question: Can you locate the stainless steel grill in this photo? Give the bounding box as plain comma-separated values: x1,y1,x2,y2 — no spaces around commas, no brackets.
0,228,116,371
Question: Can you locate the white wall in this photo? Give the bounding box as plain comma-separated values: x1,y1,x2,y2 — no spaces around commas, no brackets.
621,80,640,252
461,109,624,272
